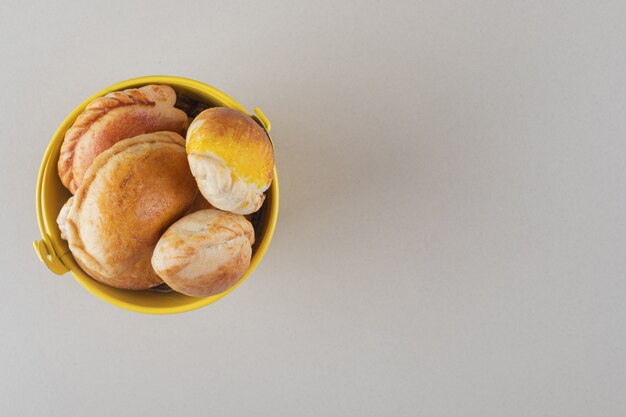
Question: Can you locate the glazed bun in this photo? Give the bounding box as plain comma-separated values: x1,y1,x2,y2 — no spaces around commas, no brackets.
58,84,188,193
58,131,197,289
186,108,274,215
151,209,255,297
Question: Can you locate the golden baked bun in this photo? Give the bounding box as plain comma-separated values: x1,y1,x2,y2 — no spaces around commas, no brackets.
186,108,274,215
57,132,197,290
58,84,188,194
151,209,255,297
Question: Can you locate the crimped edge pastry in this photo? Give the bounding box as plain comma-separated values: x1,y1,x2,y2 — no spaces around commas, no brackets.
61,131,194,290
58,84,187,193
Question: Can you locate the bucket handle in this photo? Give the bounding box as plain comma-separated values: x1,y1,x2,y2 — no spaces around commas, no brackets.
34,237,69,275
252,107,271,133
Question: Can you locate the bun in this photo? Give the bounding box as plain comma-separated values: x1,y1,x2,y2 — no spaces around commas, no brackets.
151,209,254,297
186,108,273,214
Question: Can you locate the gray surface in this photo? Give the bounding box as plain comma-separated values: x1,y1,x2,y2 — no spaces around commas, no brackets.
1,1,625,416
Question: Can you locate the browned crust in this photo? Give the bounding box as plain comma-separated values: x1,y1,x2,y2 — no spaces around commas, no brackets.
72,131,186,216
152,210,255,296
58,89,156,192
73,250,162,290
167,239,251,297
68,131,193,290
58,85,186,193
160,220,253,277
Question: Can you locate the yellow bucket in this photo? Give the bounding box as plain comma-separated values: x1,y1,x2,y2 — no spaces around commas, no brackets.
34,76,279,314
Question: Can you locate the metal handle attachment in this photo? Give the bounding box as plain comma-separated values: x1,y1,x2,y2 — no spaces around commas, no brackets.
34,238,68,275
252,107,271,133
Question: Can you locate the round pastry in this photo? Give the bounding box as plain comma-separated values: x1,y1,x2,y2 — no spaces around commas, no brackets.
151,209,255,297
185,107,274,215
57,131,197,290
58,84,188,194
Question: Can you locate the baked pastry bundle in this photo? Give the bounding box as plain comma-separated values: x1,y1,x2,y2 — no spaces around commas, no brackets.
57,132,196,289
56,85,274,297
58,85,188,194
